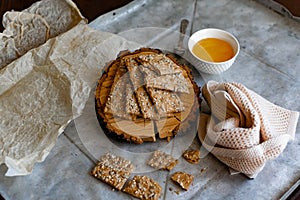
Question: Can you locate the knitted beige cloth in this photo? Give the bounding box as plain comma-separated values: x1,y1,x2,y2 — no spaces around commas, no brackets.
198,81,299,178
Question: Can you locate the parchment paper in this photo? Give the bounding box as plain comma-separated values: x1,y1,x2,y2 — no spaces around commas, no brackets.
0,0,86,70
0,23,140,176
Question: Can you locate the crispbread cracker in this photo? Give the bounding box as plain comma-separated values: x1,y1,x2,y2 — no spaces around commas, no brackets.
182,149,200,164
104,63,130,118
124,56,144,89
124,57,158,119
147,87,184,115
135,87,158,119
148,150,179,171
146,73,190,93
125,83,142,117
136,53,182,75
171,171,194,190
91,153,134,190
123,175,162,200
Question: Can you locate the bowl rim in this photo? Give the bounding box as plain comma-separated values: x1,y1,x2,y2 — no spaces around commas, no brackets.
188,28,240,65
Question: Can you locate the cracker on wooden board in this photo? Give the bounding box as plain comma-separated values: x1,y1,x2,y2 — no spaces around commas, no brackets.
147,87,184,116
136,53,183,75
125,82,142,117
124,57,145,89
137,54,190,93
104,62,129,118
124,57,158,119
95,60,119,111
135,87,158,119
146,73,190,93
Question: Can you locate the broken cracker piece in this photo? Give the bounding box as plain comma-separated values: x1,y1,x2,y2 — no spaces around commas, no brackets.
182,149,200,164
147,150,178,171
171,171,194,190
146,73,190,94
91,153,134,190
104,63,130,118
137,53,182,75
123,175,162,200
125,82,142,117
147,87,184,115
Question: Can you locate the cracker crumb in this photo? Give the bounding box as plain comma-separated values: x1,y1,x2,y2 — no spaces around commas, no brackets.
200,167,207,173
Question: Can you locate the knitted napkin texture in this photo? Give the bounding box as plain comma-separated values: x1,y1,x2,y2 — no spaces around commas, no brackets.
198,81,299,178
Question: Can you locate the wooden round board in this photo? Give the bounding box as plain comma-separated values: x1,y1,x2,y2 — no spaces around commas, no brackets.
95,48,201,144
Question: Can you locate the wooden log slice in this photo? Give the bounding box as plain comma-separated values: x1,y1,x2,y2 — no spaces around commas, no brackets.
95,48,201,144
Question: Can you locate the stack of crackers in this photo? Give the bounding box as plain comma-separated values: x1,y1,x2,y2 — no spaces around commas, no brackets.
95,48,200,144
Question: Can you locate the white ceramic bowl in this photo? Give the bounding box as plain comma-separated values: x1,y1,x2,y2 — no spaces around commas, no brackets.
188,28,240,74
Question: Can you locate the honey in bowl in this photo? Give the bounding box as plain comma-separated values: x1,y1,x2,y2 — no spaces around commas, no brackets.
192,38,234,62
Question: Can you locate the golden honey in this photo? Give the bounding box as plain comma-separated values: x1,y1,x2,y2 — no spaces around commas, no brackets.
192,38,234,62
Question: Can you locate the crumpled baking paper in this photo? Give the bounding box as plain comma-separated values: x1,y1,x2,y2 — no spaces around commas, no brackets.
0,0,86,70
0,22,140,176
